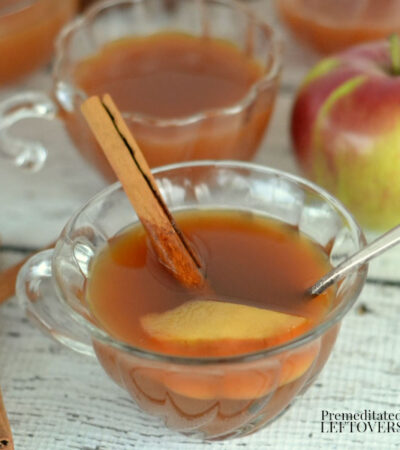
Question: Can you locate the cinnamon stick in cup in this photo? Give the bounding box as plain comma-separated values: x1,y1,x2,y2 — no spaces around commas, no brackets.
0,91,205,302
0,389,13,449
81,95,205,289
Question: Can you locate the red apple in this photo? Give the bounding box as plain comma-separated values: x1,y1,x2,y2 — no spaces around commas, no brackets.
291,37,400,230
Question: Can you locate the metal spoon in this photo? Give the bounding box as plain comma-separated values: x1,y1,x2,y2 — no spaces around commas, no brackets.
308,224,400,296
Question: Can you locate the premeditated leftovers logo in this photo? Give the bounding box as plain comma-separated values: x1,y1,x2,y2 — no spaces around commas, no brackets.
321,410,400,433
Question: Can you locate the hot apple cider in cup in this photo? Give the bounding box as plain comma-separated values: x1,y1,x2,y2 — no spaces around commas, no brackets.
17,161,366,440
0,0,280,176
276,0,400,54
0,0,77,85
65,32,275,178
87,209,335,438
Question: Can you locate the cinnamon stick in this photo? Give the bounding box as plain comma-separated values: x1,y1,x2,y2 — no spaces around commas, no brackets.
0,261,24,306
81,95,204,288
0,389,13,449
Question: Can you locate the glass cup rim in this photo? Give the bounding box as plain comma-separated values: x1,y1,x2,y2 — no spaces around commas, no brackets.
0,0,42,18
53,0,282,127
55,160,368,366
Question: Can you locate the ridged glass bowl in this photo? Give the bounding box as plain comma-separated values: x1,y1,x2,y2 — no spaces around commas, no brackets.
16,161,367,440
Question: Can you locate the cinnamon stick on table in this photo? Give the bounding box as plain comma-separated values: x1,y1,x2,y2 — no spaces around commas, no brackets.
81,94,205,289
0,241,55,305
0,389,13,449
0,260,25,306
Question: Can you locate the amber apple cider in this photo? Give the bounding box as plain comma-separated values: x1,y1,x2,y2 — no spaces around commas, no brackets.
86,210,338,438
277,0,400,54
0,0,77,85
65,33,276,179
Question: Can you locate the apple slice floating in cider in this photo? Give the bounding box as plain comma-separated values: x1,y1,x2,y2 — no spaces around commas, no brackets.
140,300,317,400
141,300,310,355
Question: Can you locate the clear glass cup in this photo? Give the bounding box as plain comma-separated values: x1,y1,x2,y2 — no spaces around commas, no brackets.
0,0,78,86
0,0,281,177
275,0,400,55
239,0,271,18
16,161,367,440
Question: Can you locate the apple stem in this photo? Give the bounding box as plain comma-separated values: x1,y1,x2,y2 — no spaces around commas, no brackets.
390,34,400,76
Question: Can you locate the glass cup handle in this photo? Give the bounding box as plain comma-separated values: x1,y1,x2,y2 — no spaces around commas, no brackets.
0,91,57,171
16,249,95,357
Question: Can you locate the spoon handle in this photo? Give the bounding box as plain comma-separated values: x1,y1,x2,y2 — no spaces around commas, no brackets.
309,224,400,296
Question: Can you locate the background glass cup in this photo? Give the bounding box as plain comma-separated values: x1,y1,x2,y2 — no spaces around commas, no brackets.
79,0,99,11
16,161,367,440
275,0,400,55
0,0,281,177
0,0,78,86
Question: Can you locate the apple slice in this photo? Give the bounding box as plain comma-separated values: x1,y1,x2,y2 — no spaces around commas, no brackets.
140,300,315,400
141,299,309,351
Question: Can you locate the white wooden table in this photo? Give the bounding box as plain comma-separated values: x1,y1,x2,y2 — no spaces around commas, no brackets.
1,4,400,449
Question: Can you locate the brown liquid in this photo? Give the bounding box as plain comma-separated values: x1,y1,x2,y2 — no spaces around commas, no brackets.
65,33,276,179
76,33,262,118
0,0,77,85
278,0,400,54
88,210,332,355
87,210,336,438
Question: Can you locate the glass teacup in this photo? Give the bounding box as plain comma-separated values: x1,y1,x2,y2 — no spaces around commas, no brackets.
0,0,281,178
16,161,367,440
0,0,77,86
275,0,400,55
